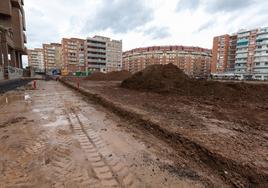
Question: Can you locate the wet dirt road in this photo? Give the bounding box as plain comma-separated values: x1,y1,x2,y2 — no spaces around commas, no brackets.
0,81,203,188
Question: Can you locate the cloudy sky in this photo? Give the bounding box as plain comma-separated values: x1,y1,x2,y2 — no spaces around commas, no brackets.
25,0,268,51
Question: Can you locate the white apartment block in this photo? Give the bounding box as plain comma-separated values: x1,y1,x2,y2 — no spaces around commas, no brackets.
86,36,122,73
27,48,45,72
234,27,268,80
254,27,268,80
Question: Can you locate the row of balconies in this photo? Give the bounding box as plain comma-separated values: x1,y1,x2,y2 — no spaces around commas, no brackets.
88,54,106,58
87,48,106,53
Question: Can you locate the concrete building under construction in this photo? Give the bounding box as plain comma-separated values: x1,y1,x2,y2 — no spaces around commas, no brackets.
123,46,212,78
0,0,27,80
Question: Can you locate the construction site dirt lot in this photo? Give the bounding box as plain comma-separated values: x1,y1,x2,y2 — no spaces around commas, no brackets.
0,81,205,188
63,78,268,188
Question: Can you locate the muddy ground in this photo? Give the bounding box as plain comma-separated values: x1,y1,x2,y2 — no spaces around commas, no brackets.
0,81,204,188
63,79,268,187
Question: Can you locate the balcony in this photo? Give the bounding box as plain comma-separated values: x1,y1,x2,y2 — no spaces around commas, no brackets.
88,59,106,64
254,52,268,57
87,42,106,48
256,41,268,46
88,54,106,58
87,48,106,53
256,34,268,40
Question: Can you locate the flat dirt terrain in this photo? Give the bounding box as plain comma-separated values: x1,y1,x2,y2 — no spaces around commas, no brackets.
62,64,268,187
0,81,204,188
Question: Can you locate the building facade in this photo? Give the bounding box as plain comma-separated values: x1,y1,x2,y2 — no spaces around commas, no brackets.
211,35,230,74
235,29,258,79
0,0,27,80
61,38,86,74
253,27,268,80
123,46,211,78
212,27,268,80
43,43,62,74
86,36,122,73
27,48,44,72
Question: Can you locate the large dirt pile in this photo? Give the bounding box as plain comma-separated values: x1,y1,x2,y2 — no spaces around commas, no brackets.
85,70,131,81
121,64,268,102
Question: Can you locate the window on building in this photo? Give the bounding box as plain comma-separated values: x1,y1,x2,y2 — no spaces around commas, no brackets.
255,63,260,66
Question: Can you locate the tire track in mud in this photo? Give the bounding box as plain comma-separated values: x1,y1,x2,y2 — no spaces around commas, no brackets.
0,137,45,188
47,124,100,188
68,110,142,188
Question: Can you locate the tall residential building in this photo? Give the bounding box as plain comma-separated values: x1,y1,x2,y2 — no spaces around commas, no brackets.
123,46,212,78
211,35,230,74
86,36,122,73
27,48,44,72
235,29,258,79
0,0,27,80
253,27,268,80
211,27,268,80
227,34,237,72
43,43,62,74
62,38,86,74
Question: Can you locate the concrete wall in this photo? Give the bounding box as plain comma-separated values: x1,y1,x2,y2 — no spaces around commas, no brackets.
8,66,23,79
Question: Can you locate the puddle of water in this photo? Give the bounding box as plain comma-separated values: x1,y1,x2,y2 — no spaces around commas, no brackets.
0,93,31,106
42,116,69,127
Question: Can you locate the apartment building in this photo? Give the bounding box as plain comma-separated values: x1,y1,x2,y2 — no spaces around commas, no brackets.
43,43,62,74
27,48,44,72
253,27,268,80
211,35,230,74
123,46,211,78
212,27,268,80
235,29,258,79
86,36,122,73
62,38,86,74
0,0,27,80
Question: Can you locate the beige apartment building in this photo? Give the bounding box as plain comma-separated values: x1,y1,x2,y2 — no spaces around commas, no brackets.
0,0,27,80
43,43,62,74
123,46,211,78
62,38,86,75
86,36,122,73
27,48,44,72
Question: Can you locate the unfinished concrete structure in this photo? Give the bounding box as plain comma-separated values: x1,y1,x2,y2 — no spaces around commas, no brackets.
0,0,27,80
123,46,212,78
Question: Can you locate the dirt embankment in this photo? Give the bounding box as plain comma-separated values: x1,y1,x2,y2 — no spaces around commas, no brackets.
85,70,132,81
121,63,268,103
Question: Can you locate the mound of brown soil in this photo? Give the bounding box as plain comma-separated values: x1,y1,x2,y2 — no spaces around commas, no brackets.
121,64,268,102
85,71,131,81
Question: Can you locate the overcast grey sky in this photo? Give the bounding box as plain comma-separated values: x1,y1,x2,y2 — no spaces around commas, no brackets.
24,0,268,51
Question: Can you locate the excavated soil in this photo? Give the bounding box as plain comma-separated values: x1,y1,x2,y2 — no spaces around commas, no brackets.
85,70,132,81
62,74,268,187
121,64,268,103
